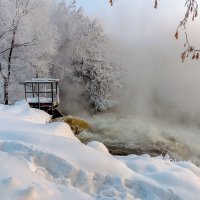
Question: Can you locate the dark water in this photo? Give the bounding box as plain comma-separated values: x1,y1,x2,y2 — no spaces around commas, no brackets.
77,114,200,164
78,133,190,160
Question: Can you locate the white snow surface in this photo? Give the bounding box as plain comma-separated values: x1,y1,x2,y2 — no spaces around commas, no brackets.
0,101,200,199
87,141,110,154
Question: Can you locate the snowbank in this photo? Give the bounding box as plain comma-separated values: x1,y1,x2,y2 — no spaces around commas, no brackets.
0,100,51,124
0,101,200,199
87,141,110,154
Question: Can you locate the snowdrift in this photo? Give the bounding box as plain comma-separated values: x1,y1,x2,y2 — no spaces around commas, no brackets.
0,101,200,200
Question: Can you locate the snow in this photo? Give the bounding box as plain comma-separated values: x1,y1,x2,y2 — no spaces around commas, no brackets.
25,78,59,83
27,97,58,106
27,97,53,104
87,141,110,154
0,101,200,199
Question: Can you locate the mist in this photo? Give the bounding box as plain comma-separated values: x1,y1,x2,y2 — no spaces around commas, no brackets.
75,0,200,127
73,0,200,162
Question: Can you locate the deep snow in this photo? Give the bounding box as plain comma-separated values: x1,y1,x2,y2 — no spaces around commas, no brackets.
0,100,200,199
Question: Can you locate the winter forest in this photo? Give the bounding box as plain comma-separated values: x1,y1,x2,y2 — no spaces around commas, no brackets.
0,0,119,112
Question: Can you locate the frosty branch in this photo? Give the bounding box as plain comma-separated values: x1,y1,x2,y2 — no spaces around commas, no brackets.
0,0,59,104
0,0,119,111
0,39,38,55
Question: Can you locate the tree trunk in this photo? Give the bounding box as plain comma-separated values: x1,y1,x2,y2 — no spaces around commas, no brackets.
3,77,9,105
3,23,17,105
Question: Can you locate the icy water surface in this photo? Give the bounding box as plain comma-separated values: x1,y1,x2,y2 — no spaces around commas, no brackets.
78,113,200,164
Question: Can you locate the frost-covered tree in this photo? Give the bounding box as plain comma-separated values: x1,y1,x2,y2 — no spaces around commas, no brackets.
0,0,120,110
72,58,120,111
0,0,59,104
52,1,120,111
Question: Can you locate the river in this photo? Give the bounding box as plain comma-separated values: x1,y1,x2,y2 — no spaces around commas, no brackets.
77,113,200,165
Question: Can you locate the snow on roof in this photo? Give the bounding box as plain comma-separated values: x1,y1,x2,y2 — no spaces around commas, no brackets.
24,78,59,83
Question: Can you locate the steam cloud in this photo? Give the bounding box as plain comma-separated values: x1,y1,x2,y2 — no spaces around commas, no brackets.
74,0,200,162
63,0,200,127
98,0,200,127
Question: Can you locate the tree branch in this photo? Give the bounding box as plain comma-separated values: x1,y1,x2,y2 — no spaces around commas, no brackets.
181,0,198,29
176,0,200,61
154,0,159,9
0,39,38,55
0,63,7,79
0,27,15,40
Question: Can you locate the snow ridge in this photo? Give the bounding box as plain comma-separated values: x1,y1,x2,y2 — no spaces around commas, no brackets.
0,141,183,200
0,101,200,200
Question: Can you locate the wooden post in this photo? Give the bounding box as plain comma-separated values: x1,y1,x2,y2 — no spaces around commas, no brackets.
32,83,34,98
55,82,58,103
51,83,53,108
56,82,58,97
24,83,27,100
38,83,40,109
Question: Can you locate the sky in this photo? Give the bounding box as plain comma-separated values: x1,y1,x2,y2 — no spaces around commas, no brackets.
75,0,200,126
76,0,184,38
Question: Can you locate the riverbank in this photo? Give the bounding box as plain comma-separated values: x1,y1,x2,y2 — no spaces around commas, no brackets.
0,101,200,200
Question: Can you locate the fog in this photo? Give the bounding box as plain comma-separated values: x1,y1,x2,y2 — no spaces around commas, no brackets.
71,1,200,161
76,0,200,127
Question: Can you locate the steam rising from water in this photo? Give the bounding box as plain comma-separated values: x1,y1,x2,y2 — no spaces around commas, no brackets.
64,0,200,161
74,0,200,126
79,114,200,165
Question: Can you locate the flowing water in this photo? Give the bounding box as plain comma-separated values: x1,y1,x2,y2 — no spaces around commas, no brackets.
78,113,200,165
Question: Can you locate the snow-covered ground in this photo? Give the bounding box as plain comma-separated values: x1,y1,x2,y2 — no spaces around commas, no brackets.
0,101,200,200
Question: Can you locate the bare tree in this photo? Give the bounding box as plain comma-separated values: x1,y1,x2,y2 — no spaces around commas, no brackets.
0,0,36,104
0,0,59,104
